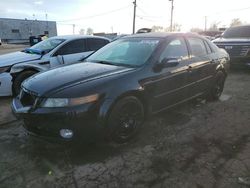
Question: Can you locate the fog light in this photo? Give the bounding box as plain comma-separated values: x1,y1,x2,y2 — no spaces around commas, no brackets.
59,129,73,139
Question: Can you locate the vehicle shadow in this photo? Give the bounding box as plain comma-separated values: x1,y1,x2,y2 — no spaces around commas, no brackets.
0,97,210,174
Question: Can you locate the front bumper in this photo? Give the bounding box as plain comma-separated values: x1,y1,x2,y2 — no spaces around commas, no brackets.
12,97,106,142
0,72,12,96
230,57,250,68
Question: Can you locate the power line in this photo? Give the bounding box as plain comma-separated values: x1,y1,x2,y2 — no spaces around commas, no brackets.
136,15,155,22
207,6,250,17
132,0,137,34
57,5,131,22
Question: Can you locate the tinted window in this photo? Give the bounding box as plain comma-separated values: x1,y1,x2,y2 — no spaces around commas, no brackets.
56,39,86,55
204,41,212,54
223,26,250,38
210,41,219,52
87,38,109,51
188,38,207,57
159,38,189,62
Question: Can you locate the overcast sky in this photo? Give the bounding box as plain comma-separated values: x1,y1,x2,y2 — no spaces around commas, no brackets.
0,0,250,35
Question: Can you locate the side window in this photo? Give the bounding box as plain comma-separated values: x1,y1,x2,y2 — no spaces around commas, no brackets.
87,38,109,51
187,37,207,57
204,40,212,54
55,39,86,55
159,38,189,62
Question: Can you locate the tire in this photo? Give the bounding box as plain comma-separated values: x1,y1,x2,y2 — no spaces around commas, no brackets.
13,70,37,96
107,96,144,144
207,71,226,101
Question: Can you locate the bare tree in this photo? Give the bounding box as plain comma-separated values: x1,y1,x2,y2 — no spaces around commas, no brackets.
230,18,242,27
79,29,85,35
190,28,203,33
151,25,164,32
165,23,182,32
86,28,94,35
208,22,219,31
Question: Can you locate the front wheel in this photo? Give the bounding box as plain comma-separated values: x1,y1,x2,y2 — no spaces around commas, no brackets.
12,70,37,96
207,71,226,101
107,96,144,144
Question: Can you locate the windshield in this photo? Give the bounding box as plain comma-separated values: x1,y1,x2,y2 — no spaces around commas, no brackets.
86,38,160,67
27,38,65,54
223,26,250,38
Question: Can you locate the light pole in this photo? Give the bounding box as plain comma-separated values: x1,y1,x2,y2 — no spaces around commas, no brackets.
205,16,207,31
132,0,137,34
169,0,174,32
73,24,75,34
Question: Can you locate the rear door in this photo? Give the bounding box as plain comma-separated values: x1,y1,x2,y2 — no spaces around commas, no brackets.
185,37,215,97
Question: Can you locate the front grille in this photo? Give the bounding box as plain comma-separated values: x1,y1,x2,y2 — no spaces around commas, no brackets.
19,89,37,107
216,44,250,57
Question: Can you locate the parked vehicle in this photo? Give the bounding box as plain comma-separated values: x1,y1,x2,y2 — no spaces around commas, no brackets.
0,38,2,45
213,25,250,68
12,33,230,144
0,35,110,96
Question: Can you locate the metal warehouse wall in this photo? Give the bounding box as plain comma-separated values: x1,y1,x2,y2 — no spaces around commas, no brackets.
0,18,57,42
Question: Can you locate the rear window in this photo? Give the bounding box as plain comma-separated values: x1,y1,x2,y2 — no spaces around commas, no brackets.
223,26,250,38
187,38,207,57
87,38,109,51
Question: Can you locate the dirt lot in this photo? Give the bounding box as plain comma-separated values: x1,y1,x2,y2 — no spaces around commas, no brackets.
1,46,250,187
0,44,28,55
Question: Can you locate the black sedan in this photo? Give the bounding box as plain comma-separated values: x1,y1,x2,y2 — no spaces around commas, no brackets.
12,33,230,143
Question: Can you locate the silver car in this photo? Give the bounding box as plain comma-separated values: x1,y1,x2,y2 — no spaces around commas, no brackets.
0,35,110,96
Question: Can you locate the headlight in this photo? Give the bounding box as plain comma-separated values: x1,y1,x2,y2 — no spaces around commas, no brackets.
0,66,11,73
41,94,99,108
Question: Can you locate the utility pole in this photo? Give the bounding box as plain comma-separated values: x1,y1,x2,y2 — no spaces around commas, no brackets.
205,16,207,31
169,0,174,32
45,13,48,31
132,0,137,34
73,24,75,34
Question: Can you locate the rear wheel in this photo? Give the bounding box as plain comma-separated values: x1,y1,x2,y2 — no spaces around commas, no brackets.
107,96,144,144
207,71,226,101
13,70,37,96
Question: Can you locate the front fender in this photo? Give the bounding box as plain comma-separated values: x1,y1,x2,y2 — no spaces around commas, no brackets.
10,62,49,75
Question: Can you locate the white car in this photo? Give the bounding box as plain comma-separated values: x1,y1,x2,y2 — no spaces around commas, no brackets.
0,35,110,96
0,38,2,45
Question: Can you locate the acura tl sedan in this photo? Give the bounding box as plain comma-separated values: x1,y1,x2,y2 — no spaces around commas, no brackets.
12,33,230,144
0,35,110,96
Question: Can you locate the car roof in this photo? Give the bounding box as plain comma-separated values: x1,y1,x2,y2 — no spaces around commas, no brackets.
124,32,202,39
49,35,110,41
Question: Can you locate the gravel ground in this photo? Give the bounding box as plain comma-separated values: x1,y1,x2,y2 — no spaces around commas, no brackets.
0,71,250,188
1,46,250,188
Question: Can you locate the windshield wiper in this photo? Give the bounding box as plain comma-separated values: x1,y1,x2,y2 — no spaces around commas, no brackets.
93,60,116,66
90,60,137,68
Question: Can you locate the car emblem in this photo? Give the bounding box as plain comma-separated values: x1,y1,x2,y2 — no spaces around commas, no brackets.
225,46,233,50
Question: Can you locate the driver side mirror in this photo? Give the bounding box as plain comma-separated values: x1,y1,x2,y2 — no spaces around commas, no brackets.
161,58,180,67
57,55,65,64
154,58,180,71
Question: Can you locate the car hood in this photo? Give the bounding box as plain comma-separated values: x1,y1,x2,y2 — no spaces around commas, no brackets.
23,62,134,97
0,51,41,67
213,37,250,44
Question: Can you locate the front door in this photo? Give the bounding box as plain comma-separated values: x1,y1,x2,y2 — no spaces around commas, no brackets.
147,37,191,113
50,39,88,67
